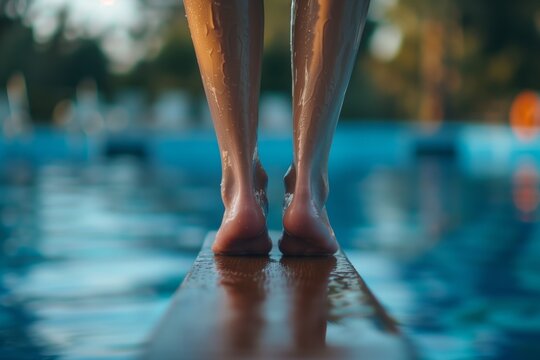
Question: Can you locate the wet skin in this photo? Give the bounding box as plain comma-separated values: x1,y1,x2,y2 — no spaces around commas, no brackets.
185,0,271,255
281,0,370,255
184,0,370,255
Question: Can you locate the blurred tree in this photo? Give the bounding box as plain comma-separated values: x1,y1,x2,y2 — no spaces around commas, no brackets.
114,15,202,99
1,5,110,121
1,0,539,122
368,0,540,122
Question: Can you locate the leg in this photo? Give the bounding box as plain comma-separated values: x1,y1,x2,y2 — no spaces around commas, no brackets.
184,0,271,255
280,0,370,255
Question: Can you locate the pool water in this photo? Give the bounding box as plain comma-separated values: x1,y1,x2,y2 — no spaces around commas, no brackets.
0,160,213,359
1,155,539,359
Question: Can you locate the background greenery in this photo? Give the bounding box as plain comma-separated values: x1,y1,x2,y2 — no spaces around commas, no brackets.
1,0,539,123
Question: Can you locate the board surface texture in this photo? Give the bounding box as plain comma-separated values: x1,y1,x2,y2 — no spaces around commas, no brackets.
143,232,413,359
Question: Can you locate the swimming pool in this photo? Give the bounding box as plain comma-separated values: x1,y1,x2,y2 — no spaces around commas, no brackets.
1,124,540,359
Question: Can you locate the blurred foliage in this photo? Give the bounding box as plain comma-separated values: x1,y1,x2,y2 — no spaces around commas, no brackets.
0,0,539,122
0,9,110,121
373,0,540,121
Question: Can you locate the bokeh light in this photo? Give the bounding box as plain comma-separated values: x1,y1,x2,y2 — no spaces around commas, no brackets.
510,91,540,141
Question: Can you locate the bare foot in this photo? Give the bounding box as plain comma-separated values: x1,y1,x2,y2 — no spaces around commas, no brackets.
212,161,272,255
279,165,338,256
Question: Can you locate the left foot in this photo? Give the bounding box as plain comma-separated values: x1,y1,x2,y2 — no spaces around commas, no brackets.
212,160,272,255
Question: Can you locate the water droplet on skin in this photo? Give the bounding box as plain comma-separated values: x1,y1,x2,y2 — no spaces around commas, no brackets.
208,4,215,30
284,193,294,210
222,150,232,168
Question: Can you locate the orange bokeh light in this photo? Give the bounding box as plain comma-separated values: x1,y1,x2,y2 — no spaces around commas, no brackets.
510,91,540,141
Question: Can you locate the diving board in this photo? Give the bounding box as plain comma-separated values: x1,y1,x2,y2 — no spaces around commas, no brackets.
142,232,414,359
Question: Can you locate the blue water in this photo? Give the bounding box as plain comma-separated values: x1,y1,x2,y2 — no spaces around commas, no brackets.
0,160,211,359
1,136,540,359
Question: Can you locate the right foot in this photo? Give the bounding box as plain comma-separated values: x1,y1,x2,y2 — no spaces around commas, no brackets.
212,161,272,255
279,165,338,256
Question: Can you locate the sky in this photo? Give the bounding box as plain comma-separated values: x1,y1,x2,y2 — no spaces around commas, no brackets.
24,0,172,71
28,0,143,40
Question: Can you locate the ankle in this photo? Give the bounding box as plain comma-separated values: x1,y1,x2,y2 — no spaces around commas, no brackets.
285,164,329,207
220,160,268,208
